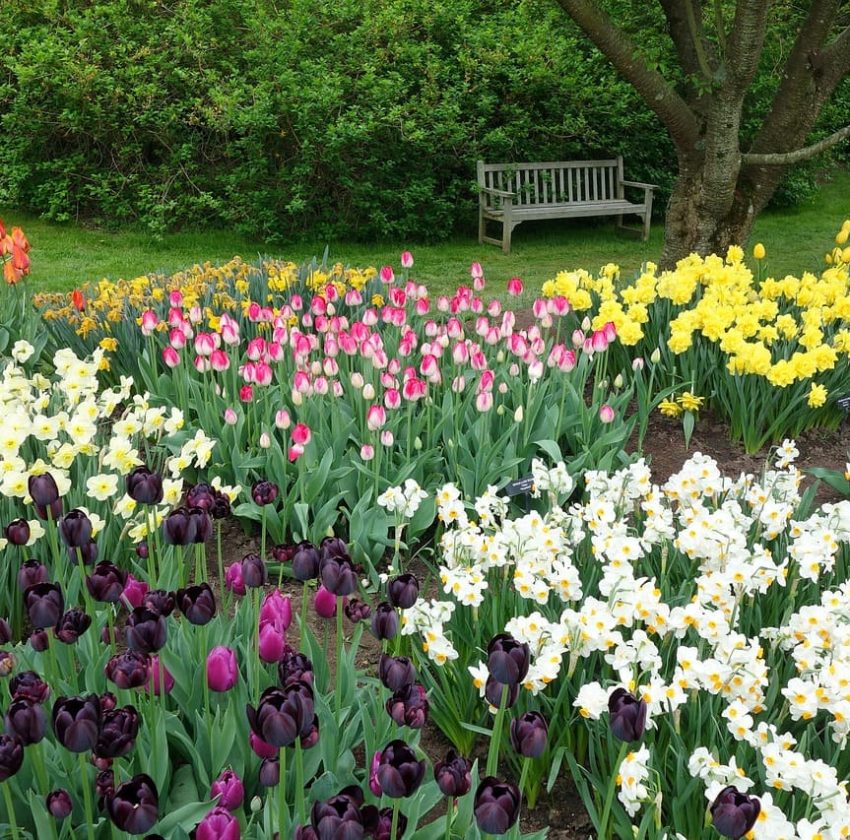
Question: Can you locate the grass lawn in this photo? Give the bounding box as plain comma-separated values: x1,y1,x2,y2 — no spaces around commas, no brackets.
3,169,848,297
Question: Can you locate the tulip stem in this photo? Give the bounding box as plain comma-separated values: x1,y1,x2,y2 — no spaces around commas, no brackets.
2,781,19,840
444,796,453,840
78,752,95,840
391,799,401,840
278,746,288,836
216,522,226,611
31,741,49,793
335,596,344,725
107,608,116,656
600,740,629,840
201,624,211,719
299,582,310,651
295,738,306,825
485,685,509,777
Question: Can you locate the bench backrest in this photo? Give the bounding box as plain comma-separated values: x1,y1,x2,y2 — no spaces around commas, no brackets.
477,158,623,206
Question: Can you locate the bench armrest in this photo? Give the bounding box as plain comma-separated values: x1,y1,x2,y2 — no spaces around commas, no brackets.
620,180,658,190
480,186,516,199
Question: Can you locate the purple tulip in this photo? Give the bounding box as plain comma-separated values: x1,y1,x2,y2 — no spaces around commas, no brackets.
371,807,408,840
272,544,297,565
344,598,371,623
125,607,167,653
46,789,72,819
291,542,320,581
55,608,92,644
249,731,278,760
240,553,267,588
300,714,320,749
474,777,521,834
314,586,337,619
107,773,159,834
487,634,530,686
23,582,64,629
121,574,149,609
388,573,419,609
125,467,163,505
434,749,472,797
608,687,647,743
4,519,30,546
370,602,399,640
251,480,279,506
224,562,246,595
99,692,118,713
386,683,429,729
28,473,59,508
319,555,358,597
246,682,314,748
95,706,140,758
67,540,98,565
258,758,280,787
96,769,115,807
196,806,240,840
105,651,151,690
52,695,101,752
258,624,288,663
710,786,761,839
210,768,244,811
28,629,49,652
376,740,426,798
187,483,216,511
310,789,365,840
147,655,174,696
17,559,48,591
188,507,212,544
0,734,24,781
278,650,314,686
58,509,92,548
0,619,10,644
5,698,47,744
162,507,196,545
510,711,548,758
176,583,216,625
86,562,127,603
207,646,238,692
378,654,416,692
10,671,49,704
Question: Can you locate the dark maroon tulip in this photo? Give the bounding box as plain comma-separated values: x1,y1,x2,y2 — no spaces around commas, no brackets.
56,608,92,644
29,629,49,652
187,483,215,511
125,608,167,653
370,602,399,641
34,499,63,521
278,650,314,686
46,789,73,819
5,698,47,744
142,590,175,617
510,711,548,758
319,555,358,596
344,598,371,623
240,553,267,588
24,582,64,629
378,655,416,692
485,676,518,709
319,536,349,562
176,583,216,625
67,540,98,565
710,786,761,839
0,651,13,677
388,574,419,609
107,773,158,834
474,777,521,834
0,733,23,781
95,706,140,758
608,687,647,743
311,790,365,840
195,806,240,840
258,758,280,788
386,683,429,729
246,681,314,748
211,491,231,520
487,634,530,686
291,542,320,581
136,541,149,560
52,695,101,752
372,807,408,840
188,507,212,544
272,544,297,565
376,740,426,798
18,559,48,591
251,480,279,506
210,768,244,811
58,509,92,548
86,562,127,603
105,651,151,690
0,619,10,644
99,692,118,713
300,714,320,749
28,473,59,508
4,519,30,546
162,507,195,545
10,671,49,704
125,467,163,505
96,769,115,807
295,826,319,840
434,750,472,797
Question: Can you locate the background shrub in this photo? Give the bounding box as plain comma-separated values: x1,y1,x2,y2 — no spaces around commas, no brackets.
1,0,846,240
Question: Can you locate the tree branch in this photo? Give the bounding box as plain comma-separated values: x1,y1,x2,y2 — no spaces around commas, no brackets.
726,0,771,90
742,123,850,164
657,0,715,80
556,0,701,150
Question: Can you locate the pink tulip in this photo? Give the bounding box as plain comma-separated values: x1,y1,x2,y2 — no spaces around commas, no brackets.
292,423,311,446
224,408,238,425
169,328,186,349
246,338,266,361
239,385,253,403
121,574,149,609
195,332,216,356
369,751,383,796
162,347,180,368
207,646,238,692
169,290,183,307
258,624,287,663
549,295,571,316
188,305,203,324
210,769,244,812
314,376,329,395
259,590,292,632
591,331,608,352
224,562,245,595
196,807,240,840
603,321,617,343
402,378,426,401
247,302,262,321
380,430,394,447
401,251,414,269
194,355,211,373
147,655,174,696
451,375,466,393
255,363,273,387
288,444,304,463
210,350,230,372
632,357,645,371
470,262,483,279
140,310,159,336
507,277,524,296
367,405,387,431
476,392,493,412
259,432,271,449
380,266,395,284
599,404,615,424
571,329,585,348
360,444,375,461
249,731,278,759
314,586,337,619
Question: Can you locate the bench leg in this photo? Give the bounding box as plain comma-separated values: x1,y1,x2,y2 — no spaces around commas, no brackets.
478,207,485,245
502,219,512,254
642,191,653,241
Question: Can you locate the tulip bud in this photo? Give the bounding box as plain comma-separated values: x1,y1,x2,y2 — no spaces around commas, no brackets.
207,646,239,692
608,687,647,742
46,789,73,819
650,348,661,364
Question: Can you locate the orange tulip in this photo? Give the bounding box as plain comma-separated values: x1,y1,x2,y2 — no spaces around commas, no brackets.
0,219,5,240
11,227,29,252
0,235,9,257
72,289,86,311
4,259,21,285
11,243,30,276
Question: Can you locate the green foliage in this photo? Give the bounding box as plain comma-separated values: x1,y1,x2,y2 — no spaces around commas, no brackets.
1,0,846,241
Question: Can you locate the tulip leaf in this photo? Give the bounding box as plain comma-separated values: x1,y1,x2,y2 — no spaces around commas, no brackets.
166,763,200,811
534,438,563,464
210,706,237,771
155,799,216,835
28,790,56,840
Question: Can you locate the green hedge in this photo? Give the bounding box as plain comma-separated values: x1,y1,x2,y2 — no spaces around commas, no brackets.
0,0,845,240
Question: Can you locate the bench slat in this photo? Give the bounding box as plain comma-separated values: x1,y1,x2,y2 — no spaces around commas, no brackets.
479,159,620,172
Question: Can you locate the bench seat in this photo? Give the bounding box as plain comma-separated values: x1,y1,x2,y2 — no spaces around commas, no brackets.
477,158,656,253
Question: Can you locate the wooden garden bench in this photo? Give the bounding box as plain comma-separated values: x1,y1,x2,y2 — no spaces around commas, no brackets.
477,158,657,253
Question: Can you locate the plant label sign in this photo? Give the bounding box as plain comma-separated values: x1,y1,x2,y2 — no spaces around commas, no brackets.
837,395,850,413
503,475,535,497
